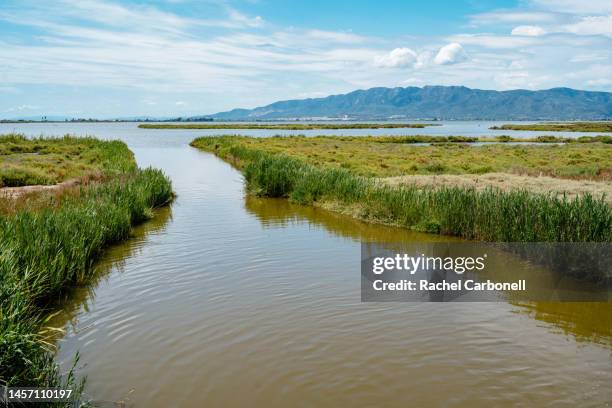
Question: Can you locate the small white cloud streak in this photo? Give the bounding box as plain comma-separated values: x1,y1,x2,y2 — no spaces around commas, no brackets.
563,16,612,36
511,25,547,36
470,11,558,25
449,34,538,48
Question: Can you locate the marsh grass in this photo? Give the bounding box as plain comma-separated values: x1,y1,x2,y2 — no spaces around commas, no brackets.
0,136,173,405
490,122,612,133
0,134,136,187
191,135,612,180
192,136,611,245
0,169,173,401
335,135,612,144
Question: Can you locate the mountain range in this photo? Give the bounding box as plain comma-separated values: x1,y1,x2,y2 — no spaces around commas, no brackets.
205,86,612,121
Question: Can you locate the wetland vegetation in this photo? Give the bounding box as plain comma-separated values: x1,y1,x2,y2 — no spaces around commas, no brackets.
191,136,612,245
490,122,612,132
0,134,136,188
0,135,173,401
192,135,612,180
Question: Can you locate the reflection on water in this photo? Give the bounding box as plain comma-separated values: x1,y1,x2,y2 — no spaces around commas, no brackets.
244,195,459,243
515,301,612,348
245,195,612,346
48,206,173,341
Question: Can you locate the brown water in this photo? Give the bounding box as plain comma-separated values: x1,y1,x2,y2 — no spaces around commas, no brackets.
21,129,607,407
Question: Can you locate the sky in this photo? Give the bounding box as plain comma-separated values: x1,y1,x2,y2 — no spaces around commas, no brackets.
1,0,611,118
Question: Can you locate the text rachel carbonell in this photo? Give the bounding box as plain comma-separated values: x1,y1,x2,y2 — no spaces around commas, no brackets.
371,254,526,292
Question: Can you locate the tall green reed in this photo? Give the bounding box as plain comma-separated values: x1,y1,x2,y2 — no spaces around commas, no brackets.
0,167,173,403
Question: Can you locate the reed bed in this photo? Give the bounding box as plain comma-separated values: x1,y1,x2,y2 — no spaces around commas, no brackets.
192,136,611,244
0,137,173,405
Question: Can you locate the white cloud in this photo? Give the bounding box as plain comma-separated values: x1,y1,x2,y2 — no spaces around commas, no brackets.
570,53,608,62
587,78,612,86
414,50,433,69
495,71,531,89
564,16,612,36
306,30,366,43
374,48,418,68
449,34,538,48
470,11,558,25
227,9,264,28
434,43,468,65
4,104,39,113
511,25,546,36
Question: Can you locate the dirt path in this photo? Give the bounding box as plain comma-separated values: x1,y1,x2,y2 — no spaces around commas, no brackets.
0,179,82,199
382,173,612,204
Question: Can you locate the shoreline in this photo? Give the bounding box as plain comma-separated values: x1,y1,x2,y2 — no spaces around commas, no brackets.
190,136,611,244
0,136,174,399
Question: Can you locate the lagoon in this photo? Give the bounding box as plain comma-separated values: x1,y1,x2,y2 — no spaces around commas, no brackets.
3,122,611,407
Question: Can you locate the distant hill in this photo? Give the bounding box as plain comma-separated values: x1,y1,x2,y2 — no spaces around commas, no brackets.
207,86,612,121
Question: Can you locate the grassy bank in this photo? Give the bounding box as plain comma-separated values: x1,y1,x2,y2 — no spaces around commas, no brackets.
191,135,612,180
138,123,434,130
491,122,612,132
0,134,135,187
191,136,611,243
342,135,612,144
0,136,173,404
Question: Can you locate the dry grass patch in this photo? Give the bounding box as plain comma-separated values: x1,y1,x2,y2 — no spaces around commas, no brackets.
383,173,612,205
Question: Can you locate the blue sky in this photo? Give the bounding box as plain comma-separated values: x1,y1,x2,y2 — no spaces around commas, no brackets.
1,0,611,118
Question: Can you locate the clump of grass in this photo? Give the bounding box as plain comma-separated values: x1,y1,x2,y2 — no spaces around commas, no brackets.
0,137,173,404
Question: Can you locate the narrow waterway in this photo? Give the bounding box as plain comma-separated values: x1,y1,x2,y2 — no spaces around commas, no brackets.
2,123,610,407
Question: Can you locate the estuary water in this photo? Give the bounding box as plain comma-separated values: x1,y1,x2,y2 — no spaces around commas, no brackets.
2,122,611,407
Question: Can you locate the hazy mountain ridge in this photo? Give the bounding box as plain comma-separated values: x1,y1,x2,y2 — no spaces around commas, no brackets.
208,86,612,121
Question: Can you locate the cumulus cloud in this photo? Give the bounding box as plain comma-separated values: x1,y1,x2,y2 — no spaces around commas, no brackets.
434,43,468,65
511,25,546,36
414,50,433,69
374,48,418,68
